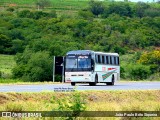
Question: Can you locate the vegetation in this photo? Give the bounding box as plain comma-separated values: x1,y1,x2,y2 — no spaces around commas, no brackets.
35,0,51,10
0,0,160,82
51,92,86,119
0,54,16,79
0,91,159,119
121,50,160,81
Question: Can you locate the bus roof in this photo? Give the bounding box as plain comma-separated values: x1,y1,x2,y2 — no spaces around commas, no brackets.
66,50,119,56
66,50,94,55
94,52,119,56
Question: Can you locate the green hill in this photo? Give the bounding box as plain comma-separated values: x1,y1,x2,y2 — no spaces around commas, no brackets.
0,0,159,82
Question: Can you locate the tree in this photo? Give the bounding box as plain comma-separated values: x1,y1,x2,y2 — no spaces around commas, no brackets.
103,2,132,17
35,0,51,10
144,8,160,17
78,9,94,21
13,50,53,82
128,64,151,80
0,34,12,54
89,0,105,17
134,2,150,18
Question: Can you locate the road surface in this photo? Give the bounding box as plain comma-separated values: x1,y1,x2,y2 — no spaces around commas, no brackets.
0,82,160,92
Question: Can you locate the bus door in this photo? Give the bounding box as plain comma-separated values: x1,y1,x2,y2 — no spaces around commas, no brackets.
53,56,65,82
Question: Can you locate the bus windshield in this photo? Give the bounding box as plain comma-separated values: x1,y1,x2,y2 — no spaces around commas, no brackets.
65,55,91,72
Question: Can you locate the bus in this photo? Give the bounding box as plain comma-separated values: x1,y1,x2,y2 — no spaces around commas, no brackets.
65,50,120,86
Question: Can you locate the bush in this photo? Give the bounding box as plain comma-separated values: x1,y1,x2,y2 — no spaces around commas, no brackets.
12,65,26,78
128,64,151,80
6,7,15,12
51,92,86,119
138,50,160,73
13,51,53,82
18,10,32,18
55,74,62,82
138,50,160,65
18,10,57,19
89,0,105,17
0,71,1,78
120,66,125,79
24,51,53,82
35,0,51,9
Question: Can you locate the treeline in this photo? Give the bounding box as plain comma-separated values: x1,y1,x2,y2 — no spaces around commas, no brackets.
0,1,160,81
88,1,160,18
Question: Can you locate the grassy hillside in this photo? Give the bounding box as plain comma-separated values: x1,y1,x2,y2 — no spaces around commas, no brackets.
0,0,159,82
0,0,90,16
0,0,89,10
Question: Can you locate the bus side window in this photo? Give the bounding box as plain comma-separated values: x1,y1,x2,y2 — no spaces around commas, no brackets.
116,57,119,65
114,57,117,65
110,56,112,65
108,56,110,64
112,56,114,65
96,55,99,63
117,57,120,65
95,55,98,63
98,55,101,64
106,56,109,64
102,55,105,64
104,55,106,64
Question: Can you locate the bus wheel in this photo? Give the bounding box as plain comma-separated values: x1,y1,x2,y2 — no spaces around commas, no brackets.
106,75,114,85
71,82,75,86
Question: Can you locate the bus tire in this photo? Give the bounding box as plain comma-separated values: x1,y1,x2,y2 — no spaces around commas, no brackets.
71,82,75,86
89,75,98,86
106,75,114,85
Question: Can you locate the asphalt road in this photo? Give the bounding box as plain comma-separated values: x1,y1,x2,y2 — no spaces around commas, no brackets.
0,82,160,92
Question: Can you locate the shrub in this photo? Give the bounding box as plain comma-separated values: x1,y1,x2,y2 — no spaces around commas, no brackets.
89,0,105,17
35,0,51,9
18,10,57,19
6,7,15,12
78,9,94,20
128,64,151,80
138,50,160,73
13,51,53,82
12,65,26,78
18,10,32,18
55,74,62,82
24,51,53,82
0,71,1,78
51,92,86,119
120,66,125,79
138,50,160,65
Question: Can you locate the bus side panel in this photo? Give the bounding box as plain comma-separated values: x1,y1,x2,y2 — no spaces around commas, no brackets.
94,64,120,83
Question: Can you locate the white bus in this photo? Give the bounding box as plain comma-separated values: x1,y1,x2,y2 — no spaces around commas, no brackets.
65,50,120,86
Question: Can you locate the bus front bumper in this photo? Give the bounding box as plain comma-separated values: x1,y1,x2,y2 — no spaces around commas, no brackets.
65,77,92,83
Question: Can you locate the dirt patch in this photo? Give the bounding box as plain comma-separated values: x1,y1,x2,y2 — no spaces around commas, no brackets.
0,94,10,104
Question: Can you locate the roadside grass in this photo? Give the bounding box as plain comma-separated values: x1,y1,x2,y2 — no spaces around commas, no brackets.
0,78,23,84
0,90,159,119
0,78,61,85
